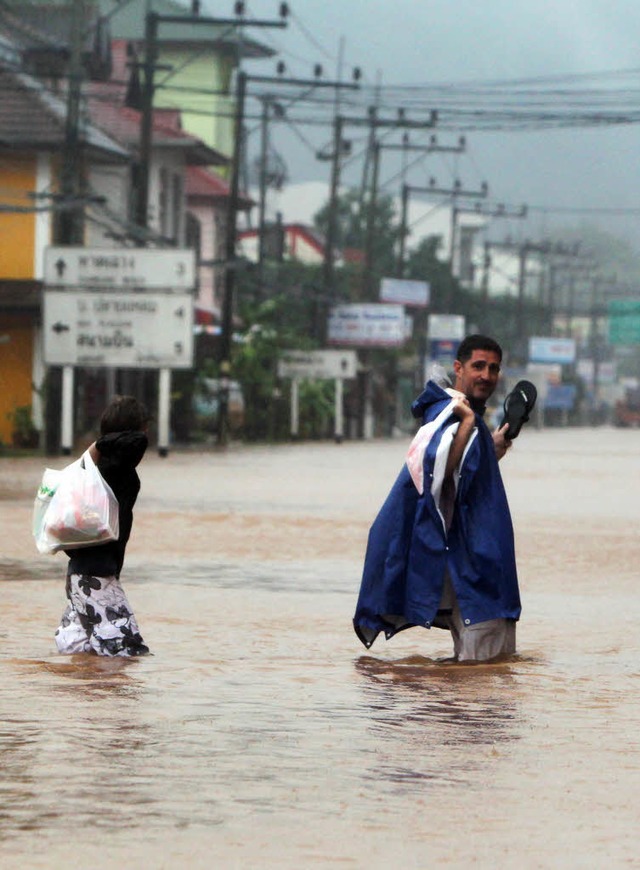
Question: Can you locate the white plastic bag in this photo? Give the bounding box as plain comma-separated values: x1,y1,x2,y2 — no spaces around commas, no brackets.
32,466,64,549
406,397,462,494
33,451,119,554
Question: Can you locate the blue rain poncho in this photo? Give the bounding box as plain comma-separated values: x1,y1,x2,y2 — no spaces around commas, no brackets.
353,380,521,648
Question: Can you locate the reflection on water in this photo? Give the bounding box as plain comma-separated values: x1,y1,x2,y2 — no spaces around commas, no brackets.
355,654,521,786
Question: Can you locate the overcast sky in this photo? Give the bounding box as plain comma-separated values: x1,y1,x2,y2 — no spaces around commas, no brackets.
200,0,640,247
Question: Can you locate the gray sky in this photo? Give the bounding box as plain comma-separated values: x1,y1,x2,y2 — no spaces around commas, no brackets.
201,0,640,247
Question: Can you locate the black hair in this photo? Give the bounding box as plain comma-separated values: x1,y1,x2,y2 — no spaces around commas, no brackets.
100,395,150,435
456,334,503,364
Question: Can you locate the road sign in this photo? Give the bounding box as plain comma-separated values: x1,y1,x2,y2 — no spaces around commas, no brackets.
43,291,194,369
380,277,430,307
327,304,406,348
529,336,576,364
278,349,358,380
608,299,640,346
44,246,196,291
427,314,465,340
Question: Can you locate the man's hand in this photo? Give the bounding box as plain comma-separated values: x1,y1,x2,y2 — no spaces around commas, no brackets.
445,396,476,479
492,423,512,461
450,395,475,423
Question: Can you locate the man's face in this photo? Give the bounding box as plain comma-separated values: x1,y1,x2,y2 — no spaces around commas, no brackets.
453,349,501,405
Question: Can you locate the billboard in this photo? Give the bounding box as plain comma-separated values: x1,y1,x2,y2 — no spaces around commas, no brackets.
608,299,640,346
529,336,576,365
427,314,466,340
327,304,406,348
379,277,430,307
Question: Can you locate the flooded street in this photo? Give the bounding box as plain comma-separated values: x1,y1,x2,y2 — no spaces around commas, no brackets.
1,428,639,868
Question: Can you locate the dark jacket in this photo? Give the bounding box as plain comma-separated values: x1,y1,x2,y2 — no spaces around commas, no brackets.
66,431,148,578
353,380,520,648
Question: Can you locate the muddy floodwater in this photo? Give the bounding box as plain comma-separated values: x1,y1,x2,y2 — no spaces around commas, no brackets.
0,428,639,868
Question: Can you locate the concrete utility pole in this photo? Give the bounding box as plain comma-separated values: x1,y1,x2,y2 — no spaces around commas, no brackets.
394,136,467,274
218,66,359,445
486,238,587,358
400,179,488,309
58,0,86,246
256,95,280,289
361,138,381,298
321,109,439,299
554,261,598,335
136,7,289,234
48,0,87,456
475,205,528,327
321,113,347,299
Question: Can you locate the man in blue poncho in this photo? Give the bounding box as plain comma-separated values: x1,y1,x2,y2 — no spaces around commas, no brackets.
353,334,520,662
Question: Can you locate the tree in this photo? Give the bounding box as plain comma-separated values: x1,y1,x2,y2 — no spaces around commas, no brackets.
313,188,402,286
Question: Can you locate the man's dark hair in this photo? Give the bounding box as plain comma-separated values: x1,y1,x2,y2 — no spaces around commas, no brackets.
456,334,503,364
100,395,150,435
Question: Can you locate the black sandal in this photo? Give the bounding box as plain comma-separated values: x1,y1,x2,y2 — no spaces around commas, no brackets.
499,380,537,440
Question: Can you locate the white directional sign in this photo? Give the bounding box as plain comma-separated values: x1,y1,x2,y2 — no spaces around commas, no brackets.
278,349,358,380
43,291,194,369
44,246,196,291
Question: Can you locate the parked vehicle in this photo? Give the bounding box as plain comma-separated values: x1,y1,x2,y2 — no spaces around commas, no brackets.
613,387,640,427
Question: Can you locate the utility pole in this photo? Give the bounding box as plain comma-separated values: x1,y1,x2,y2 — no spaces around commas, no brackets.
47,0,86,457
255,96,288,289
401,179,488,309
135,7,289,235
218,66,359,444
257,95,272,291
322,110,438,300
398,138,467,274
474,205,528,329
58,0,86,246
135,11,160,232
128,6,289,451
505,239,553,354
383,136,467,275
398,183,411,277
488,239,586,357
362,138,381,298
322,113,346,299
323,106,440,298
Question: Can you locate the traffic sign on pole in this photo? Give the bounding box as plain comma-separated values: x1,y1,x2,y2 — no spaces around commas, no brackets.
608,299,640,346
44,246,196,291
43,290,194,368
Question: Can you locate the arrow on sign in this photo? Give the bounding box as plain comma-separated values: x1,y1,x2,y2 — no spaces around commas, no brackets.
176,262,185,276
52,321,70,333
174,307,185,318
55,258,67,278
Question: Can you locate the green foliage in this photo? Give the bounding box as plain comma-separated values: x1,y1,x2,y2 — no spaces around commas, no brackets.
298,379,335,439
7,404,39,448
314,188,402,288
232,258,338,439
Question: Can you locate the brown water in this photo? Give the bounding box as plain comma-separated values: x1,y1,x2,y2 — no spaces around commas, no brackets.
1,429,639,868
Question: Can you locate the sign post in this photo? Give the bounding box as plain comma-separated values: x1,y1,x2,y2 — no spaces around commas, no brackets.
277,349,358,442
44,247,196,291
608,299,640,346
43,246,196,455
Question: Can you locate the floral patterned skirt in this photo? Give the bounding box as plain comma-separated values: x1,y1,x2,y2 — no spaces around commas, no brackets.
55,572,150,657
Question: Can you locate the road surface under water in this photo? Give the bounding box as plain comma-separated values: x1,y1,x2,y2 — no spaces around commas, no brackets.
0,428,639,868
